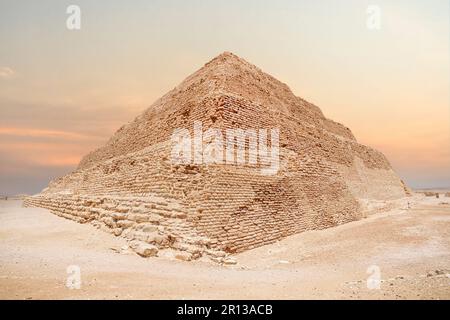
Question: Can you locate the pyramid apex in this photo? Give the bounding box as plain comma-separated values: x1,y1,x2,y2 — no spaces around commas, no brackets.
207,51,243,64
218,51,236,57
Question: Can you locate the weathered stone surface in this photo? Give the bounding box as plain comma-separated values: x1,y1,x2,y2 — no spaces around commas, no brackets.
175,252,192,261
23,52,410,261
134,243,158,258
223,258,237,265
424,192,438,197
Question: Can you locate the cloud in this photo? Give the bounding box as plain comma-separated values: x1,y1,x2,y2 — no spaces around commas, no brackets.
0,141,83,169
0,141,80,195
0,67,15,79
0,127,94,140
0,98,143,195
0,98,142,139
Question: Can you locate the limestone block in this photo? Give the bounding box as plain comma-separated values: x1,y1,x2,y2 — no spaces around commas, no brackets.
134,243,158,257
175,251,192,261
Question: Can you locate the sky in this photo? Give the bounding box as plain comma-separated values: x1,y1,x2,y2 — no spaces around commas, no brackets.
0,0,449,195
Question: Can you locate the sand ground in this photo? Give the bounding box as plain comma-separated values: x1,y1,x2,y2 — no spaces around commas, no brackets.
0,197,449,300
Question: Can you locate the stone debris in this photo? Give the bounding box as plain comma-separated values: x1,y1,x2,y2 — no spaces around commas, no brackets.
109,246,121,253
223,258,237,265
175,251,192,261
134,243,158,258
23,52,410,262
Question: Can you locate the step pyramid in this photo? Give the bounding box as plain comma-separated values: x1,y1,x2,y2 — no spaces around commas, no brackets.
25,52,410,261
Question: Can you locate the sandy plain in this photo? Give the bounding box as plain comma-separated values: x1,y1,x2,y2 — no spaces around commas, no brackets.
0,195,449,300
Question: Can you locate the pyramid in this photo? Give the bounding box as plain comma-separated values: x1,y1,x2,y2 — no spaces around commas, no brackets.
24,52,410,261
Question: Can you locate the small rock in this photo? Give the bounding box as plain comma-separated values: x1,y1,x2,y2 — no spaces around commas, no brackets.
135,243,158,257
120,245,131,254
175,252,192,261
148,234,166,245
109,246,122,253
223,258,237,265
210,257,223,263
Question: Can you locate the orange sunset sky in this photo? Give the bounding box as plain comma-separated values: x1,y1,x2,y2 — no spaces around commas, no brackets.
0,0,449,195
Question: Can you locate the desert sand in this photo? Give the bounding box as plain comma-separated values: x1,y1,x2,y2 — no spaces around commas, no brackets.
1,194,449,300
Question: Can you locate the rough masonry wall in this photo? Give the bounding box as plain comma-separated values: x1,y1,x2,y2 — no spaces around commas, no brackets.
24,137,377,258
